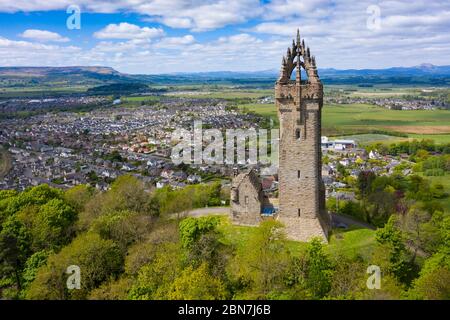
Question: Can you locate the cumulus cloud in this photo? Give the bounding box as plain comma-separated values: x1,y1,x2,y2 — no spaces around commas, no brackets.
20,29,69,42
1,0,450,71
0,36,80,66
93,23,164,40
156,35,196,48
0,0,262,31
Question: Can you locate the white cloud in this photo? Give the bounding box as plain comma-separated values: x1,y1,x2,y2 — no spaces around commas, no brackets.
20,29,69,42
1,0,450,71
0,36,81,66
156,35,195,48
263,0,333,19
0,0,262,31
93,23,164,40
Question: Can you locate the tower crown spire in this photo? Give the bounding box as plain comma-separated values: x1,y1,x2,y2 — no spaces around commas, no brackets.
276,30,320,84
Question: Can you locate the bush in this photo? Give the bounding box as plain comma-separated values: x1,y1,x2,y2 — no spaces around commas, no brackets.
179,216,220,249
424,168,445,176
26,233,123,300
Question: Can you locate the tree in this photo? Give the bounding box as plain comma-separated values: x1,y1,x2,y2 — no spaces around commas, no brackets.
124,242,158,276
0,216,32,291
179,216,220,249
1,184,62,220
79,175,153,230
399,205,437,262
129,243,181,300
231,220,290,299
155,187,193,219
88,277,134,300
26,233,123,300
374,216,416,285
90,210,152,252
107,175,150,213
31,198,77,251
303,238,334,298
166,263,227,300
64,185,94,212
21,250,52,292
357,171,376,198
407,251,450,299
328,256,366,299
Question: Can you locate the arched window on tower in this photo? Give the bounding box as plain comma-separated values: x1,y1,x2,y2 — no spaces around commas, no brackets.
295,129,301,140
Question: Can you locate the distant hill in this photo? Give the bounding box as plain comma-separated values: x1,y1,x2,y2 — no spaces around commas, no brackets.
0,66,120,77
132,64,450,86
318,64,450,85
1,64,450,88
153,64,450,85
0,66,139,87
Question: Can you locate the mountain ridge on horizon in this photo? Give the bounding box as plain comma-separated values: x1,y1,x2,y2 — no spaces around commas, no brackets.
1,63,450,86
1,63,450,76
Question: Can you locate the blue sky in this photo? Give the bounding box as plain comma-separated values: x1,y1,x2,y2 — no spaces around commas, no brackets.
0,0,449,74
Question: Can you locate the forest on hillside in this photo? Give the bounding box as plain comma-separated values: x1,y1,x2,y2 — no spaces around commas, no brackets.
0,173,448,300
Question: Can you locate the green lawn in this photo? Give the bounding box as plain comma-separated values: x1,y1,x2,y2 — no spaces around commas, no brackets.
327,227,376,260
217,216,376,259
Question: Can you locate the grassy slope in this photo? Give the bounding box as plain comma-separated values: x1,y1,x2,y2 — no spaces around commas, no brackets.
217,216,376,260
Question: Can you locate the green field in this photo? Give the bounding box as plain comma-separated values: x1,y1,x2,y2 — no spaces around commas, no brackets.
166,89,273,100
0,85,89,98
407,134,450,144
336,134,404,144
120,96,161,107
239,102,450,144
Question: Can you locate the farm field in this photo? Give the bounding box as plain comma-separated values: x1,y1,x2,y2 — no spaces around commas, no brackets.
239,102,450,144
407,134,450,144
165,89,273,100
0,85,89,98
335,134,404,144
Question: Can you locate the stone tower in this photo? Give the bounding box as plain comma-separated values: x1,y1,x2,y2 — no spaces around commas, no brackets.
276,30,330,242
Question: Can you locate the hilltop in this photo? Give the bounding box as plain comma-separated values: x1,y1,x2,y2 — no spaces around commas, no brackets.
0,66,137,87
1,64,450,87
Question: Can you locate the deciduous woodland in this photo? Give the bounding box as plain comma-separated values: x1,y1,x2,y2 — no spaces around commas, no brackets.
0,173,448,300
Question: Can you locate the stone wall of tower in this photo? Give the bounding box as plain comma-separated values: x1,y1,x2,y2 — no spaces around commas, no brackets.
276,81,330,242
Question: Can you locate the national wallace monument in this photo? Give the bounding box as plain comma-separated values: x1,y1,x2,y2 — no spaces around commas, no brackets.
231,30,331,242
